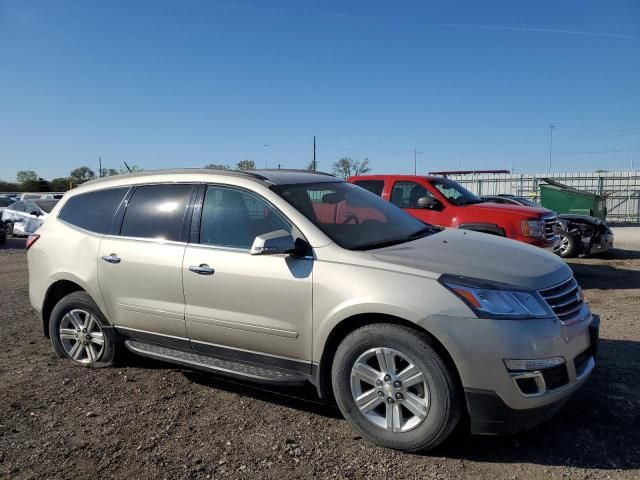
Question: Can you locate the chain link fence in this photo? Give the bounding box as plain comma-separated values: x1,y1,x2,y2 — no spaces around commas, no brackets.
445,171,640,223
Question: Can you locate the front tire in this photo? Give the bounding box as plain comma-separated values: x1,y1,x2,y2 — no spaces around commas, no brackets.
331,324,462,452
49,292,116,368
557,230,575,258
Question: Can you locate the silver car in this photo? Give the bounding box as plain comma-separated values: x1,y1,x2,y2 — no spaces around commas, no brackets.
3,199,58,236
27,169,598,452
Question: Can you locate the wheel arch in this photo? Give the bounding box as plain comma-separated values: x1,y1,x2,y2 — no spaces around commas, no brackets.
314,313,464,404
41,279,86,337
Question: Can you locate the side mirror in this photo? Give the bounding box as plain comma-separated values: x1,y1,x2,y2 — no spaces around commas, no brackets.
250,230,297,255
30,211,40,217
417,196,440,210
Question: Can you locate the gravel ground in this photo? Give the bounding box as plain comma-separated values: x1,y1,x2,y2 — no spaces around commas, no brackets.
1,237,639,479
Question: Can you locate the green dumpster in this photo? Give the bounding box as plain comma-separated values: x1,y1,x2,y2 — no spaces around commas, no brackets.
539,178,607,219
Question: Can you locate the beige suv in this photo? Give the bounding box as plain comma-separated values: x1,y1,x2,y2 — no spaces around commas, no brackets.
28,169,598,452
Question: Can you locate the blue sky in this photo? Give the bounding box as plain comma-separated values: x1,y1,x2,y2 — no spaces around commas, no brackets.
1,0,639,181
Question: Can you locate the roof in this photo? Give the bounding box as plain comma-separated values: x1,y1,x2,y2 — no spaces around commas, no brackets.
82,168,340,188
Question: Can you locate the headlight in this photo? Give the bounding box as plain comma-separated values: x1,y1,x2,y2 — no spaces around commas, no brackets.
521,219,544,238
440,275,552,319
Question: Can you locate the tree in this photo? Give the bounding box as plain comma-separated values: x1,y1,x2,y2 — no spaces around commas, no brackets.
70,166,96,184
16,170,38,184
331,157,371,179
306,160,316,171
205,164,231,170
35,177,51,192
100,168,120,177
16,170,39,191
119,164,143,174
236,160,256,170
50,177,72,192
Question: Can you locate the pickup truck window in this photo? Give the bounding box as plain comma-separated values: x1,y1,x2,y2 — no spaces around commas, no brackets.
352,180,384,197
430,178,481,206
273,181,436,250
390,181,434,208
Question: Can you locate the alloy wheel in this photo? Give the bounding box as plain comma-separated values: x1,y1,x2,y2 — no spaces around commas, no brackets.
350,347,430,432
59,309,105,364
559,235,571,256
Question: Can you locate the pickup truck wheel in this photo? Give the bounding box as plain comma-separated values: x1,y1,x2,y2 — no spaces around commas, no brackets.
5,222,13,237
49,292,116,368
331,324,461,452
557,230,575,258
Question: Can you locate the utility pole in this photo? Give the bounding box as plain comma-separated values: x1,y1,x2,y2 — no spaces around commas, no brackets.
98,156,102,178
263,145,269,169
413,149,423,175
313,136,317,172
547,125,555,174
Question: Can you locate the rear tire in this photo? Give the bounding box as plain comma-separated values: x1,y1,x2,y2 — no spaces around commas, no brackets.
49,292,116,368
5,222,13,237
331,323,462,452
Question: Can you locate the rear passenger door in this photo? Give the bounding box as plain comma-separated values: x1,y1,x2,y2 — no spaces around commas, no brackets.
97,184,193,340
182,185,313,367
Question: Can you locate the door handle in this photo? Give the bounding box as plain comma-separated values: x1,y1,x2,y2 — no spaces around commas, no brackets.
101,254,121,264
189,264,215,275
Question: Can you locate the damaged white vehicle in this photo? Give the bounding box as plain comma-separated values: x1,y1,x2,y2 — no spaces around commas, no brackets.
2,200,58,236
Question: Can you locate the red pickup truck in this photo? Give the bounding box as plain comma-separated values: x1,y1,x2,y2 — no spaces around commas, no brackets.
349,175,559,250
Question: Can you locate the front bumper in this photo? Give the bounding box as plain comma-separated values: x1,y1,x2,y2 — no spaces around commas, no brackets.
420,310,598,435
589,233,614,255
465,315,599,434
513,235,560,251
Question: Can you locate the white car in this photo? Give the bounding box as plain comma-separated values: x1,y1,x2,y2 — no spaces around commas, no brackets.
2,199,58,236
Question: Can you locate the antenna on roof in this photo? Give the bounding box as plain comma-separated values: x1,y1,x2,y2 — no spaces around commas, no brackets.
123,161,133,173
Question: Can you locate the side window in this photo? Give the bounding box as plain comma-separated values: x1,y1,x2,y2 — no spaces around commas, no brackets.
25,202,38,214
120,184,192,241
199,186,292,249
58,187,129,234
390,181,433,208
12,201,26,212
353,180,384,197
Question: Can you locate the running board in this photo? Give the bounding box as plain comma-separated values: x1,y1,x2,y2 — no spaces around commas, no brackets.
124,340,307,386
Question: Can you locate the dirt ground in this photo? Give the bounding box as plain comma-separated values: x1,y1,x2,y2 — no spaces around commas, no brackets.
1,236,639,480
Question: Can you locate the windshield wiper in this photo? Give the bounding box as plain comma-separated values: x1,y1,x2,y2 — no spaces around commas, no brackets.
353,226,437,251
405,226,435,240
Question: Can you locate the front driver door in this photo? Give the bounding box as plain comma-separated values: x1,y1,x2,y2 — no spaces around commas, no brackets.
182,185,313,369
389,180,450,226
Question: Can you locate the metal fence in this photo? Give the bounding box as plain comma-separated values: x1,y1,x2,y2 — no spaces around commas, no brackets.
445,171,640,223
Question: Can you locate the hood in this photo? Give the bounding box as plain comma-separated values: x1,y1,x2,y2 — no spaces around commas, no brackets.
557,214,601,224
370,228,571,290
470,202,553,218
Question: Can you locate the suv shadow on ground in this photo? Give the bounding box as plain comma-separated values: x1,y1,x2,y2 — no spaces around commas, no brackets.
123,336,640,470
569,259,640,290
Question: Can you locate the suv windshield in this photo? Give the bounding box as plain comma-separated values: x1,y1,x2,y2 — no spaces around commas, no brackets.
430,178,481,206
272,181,437,250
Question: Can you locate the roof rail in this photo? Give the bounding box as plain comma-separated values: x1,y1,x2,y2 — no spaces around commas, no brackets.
252,168,335,177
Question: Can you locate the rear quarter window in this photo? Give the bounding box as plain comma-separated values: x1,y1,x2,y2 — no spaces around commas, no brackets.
58,187,129,234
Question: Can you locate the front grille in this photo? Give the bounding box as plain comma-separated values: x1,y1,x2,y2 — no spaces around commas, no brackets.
539,276,584,322
541,364,569,390
543,216,558,241
574,348,592,376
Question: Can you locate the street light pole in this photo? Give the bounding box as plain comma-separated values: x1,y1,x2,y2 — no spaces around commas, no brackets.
413,149,423,175
547,125,555,174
